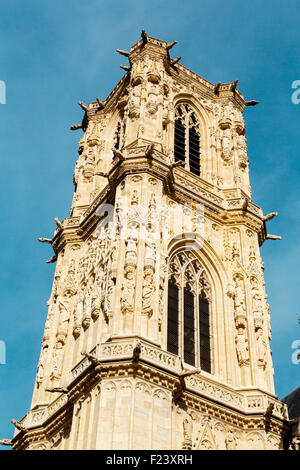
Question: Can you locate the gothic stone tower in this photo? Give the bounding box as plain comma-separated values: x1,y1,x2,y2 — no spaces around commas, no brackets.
12,32,289,450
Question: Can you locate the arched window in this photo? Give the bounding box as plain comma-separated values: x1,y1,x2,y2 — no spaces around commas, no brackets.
174,104,201,176
167,251,211,372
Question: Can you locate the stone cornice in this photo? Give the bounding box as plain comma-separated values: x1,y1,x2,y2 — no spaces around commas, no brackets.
51,146,266,253
13,337,288,450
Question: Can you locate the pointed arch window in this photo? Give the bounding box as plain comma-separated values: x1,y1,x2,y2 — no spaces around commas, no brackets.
174,104,201,176
167,251,212,373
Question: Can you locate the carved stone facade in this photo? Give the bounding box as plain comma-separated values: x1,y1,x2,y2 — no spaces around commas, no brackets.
12,33,291,450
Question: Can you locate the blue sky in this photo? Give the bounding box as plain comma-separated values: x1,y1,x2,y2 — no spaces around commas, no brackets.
0,0,299,445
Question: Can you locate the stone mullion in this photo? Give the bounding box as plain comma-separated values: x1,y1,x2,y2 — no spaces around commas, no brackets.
213,280,225,383
179,274,184,365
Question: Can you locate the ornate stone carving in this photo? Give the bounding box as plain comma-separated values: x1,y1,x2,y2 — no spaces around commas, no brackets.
121,266,136,315
235,328,250,366
142,268,155,317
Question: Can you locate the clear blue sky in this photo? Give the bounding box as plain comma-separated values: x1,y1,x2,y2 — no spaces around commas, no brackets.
0,0,299,445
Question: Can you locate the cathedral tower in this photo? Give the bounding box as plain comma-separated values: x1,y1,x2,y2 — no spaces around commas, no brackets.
12,32,289,450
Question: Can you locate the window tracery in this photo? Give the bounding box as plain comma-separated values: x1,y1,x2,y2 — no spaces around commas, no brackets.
174,104,201,176
167,250,211,372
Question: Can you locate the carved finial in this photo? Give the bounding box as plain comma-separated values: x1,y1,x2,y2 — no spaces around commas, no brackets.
120,65,131,72
133,342,142,362
45,387,68,394
54,217,63,229
264,402,275,419
11,419,26,432
242,198,249,210
141,29,148,45
245,100,259,107
231,79,239,92
81,352,102,366
145,143,155,158
166,40,177,51
70,124,82,131
0,439,12,446
170,56,181,66
78,101,88,112
96,97,105,109
266,234,282,240
46,255,57,264
38,237,52,244
116,49,130,57
214,81,222,95
263,212,278,222
171,160,185,169
112,148,125,161
94,171,109,178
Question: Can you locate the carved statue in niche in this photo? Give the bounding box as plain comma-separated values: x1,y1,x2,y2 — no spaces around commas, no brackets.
120,266,135,315
221,128,232,163
82,282,92,330
128,83,142,119
83,148,95,181
147,193,158,231
51,340,64,379
63,260,76,297
142,268,155,317
103,278,115,321
115,201,124,238
235,327,249,366
91,273,103,321
256,328,267,368
57,298,71,341
146,84,159,115
129,190,140,222
73,288,84,338
233,277,246,320
43,310,54,341
36,343,48,386
125,223,138,267
252,293,263,317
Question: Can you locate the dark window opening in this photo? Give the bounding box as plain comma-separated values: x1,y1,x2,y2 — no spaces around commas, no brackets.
199,296,211,373
184,288,195,366
167,282,179,355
